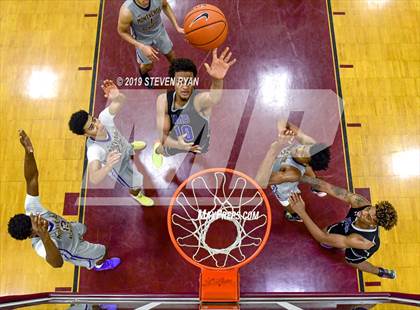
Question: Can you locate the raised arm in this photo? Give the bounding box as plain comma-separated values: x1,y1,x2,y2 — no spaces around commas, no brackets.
19,130,39,196
101,80,125,116
277,120,316,145
88,151,121,185
289,194,374,250
255,134,297,188
195,48,236,112
162,0,184,34
300,175,371,208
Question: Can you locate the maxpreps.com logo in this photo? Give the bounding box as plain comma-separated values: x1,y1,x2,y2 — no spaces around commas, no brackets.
190,12,209,27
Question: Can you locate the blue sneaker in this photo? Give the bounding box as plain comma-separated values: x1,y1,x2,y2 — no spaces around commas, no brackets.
100,304,118,310
93,257,121,271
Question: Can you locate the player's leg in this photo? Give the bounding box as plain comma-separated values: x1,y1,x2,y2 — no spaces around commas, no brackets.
135,47,154,89
347,260,396,279
164,49,176,63
154,28,174,63
124,161,154,207
72,241,121,271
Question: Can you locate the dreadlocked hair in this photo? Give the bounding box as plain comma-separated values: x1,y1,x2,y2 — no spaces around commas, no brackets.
375,201,397,230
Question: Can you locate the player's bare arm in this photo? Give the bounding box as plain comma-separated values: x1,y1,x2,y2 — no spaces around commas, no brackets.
117,6,140,47
162,0,184,34
300,176,371,208
255,135,294,188
277,120,316,145
88,151,122,185
101,80,125,115
19,130,39,196
31,214,64,268
289,194,374,250
117,5,159,62
195,47,237,113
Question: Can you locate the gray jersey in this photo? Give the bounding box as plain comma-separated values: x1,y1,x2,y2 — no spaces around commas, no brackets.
31,211,82,257
26,195,105,269
271,143,307,202
124,0,164,44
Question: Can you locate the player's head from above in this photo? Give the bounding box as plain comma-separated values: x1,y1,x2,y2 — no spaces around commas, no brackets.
169,58,197,101
291,143,331,171
360,201,397,230
136,0,150,7
68,110,105,138
8,214,46,240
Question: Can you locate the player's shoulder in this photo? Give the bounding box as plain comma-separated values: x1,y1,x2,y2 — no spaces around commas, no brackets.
157,93,169,109
119,1,133,19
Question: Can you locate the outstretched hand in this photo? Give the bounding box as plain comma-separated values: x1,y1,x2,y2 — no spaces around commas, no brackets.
101,80,120,100
204,47,237,80
105,150,122,168
30,214,49,238
289,193,306,215
177,134,202,153
19,129,34,153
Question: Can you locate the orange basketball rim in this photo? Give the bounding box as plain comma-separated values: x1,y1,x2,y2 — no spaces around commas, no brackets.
167,168,272,303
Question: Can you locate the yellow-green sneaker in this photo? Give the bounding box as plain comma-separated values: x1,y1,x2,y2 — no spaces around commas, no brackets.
152,142,163,169
130,192,154,207
131,140,147,151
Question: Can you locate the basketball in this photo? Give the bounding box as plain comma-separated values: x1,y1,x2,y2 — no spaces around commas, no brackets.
184,4,228,51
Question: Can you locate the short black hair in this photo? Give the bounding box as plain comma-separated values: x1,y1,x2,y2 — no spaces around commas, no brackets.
309,143,331,171
69,110,89,135
169,58,197,78
8,214,32,240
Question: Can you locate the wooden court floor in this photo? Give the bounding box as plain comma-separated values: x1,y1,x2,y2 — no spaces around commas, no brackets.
0,0,418,308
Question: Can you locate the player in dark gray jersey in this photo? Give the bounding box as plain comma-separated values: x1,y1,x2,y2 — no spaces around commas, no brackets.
152,48,236,168
7,130,120,271
290,176,398,279
118,0,184,85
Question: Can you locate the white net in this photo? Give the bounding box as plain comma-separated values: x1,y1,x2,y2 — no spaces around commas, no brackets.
171,171,268,268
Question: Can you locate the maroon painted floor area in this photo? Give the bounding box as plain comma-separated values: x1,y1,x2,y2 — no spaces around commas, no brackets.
78,0,359,294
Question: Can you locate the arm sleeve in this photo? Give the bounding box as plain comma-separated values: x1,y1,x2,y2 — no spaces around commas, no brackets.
87,144,106,163
98,107,116,127
25,195,47,215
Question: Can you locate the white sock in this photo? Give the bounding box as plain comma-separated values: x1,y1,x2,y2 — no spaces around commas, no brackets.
95,262,103,268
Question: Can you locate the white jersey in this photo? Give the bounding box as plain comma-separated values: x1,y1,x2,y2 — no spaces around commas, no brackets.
124,0,164,44
86,107,133,164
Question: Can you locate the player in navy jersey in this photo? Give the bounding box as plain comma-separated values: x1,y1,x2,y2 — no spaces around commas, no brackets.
290,176,398,279
152,47,236,168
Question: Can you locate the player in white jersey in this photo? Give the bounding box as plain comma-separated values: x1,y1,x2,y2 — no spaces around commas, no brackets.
255,120,330,221
118,0,184,86
7,130,120,271
69,80,154,206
